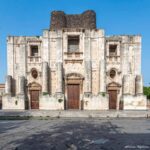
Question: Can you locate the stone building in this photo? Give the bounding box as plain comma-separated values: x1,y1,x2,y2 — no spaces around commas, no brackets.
0,84,5,109
2,10,147,110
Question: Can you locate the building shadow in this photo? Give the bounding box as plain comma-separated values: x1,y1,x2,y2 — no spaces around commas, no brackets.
0,119,150,150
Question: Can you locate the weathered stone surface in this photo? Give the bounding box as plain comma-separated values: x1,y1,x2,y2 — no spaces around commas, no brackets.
50,10,96,30
5,75,12,94
123,75,131,95
56,62,63,93
2,94,25,110
84,60,92,93
2,10,147,110
42,62,49,93
18,76,25,94
99,60,106,93
135,75,143,95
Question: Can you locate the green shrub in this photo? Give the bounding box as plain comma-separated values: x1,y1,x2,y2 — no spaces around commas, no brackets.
58,99,63,103
143,86,150,99
42,92,49,95
99,92,106,97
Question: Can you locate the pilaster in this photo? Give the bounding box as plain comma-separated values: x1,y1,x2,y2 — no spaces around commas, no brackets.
56,62,63,93
42,62,49,93
42,30,49,62
56,30,63,62
99,59,106,93
7,37,14,77
123,75,130,95
84,60,92,93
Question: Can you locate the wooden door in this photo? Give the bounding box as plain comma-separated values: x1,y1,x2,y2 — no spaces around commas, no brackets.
30,90,39,109
67,84,80,109
0,96,2,109
108,90,117,109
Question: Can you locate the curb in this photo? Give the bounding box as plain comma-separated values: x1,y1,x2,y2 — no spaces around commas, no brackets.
0,110,150,120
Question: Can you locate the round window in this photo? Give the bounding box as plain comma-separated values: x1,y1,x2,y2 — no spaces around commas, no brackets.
31,69,38,79
110,70,116,79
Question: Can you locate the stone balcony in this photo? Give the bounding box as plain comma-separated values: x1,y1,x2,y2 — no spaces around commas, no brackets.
106,55,120,63
64,52,83,64
28,56,41,63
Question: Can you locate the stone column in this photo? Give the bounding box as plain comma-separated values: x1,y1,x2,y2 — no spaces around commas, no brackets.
18,76,25,94
42,62,49,93
135,75,143,95
5,75,12,94
99,59,106,93
123,75,130,95
56,62,63,93
85,60,92,93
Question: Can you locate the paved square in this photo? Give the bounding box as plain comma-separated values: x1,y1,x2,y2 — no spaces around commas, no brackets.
0,118,150,150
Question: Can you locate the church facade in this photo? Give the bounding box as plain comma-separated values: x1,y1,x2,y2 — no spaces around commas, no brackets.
2,10,147,110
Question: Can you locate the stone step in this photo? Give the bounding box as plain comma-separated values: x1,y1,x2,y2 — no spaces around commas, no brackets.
0,110,150,119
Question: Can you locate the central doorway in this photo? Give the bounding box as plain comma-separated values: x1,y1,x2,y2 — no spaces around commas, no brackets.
108,90,117,109
67,84,80,109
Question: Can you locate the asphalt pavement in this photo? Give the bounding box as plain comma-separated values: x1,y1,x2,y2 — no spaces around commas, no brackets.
0,118,150,150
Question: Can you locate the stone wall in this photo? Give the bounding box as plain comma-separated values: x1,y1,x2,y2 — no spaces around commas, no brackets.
123,95,147,110
50,10,96,30
3,10,146,110
2,95,25,110
40,94,64,110
84,94,109,110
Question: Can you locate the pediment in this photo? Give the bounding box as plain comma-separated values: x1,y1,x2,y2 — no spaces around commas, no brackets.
65,73,84,79
107,82,121,87
28,82,42,90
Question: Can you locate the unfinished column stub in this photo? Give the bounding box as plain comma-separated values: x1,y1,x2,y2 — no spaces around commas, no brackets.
135,75,143,95
18,76,25,95
5,75,12,95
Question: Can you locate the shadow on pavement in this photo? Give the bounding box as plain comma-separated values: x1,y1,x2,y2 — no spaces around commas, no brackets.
0,119,150,150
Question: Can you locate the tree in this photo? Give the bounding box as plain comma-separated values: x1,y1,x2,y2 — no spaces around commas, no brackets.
143,87,150,99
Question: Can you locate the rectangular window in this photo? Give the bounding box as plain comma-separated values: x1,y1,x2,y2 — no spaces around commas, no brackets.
30,46,38,57
109,45,117,56
68,36,79,52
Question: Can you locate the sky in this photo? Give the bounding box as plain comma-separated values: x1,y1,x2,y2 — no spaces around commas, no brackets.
0,0,150,86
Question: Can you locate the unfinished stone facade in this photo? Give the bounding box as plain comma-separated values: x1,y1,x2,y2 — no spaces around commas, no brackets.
2,10,147,110
0,84,5,109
